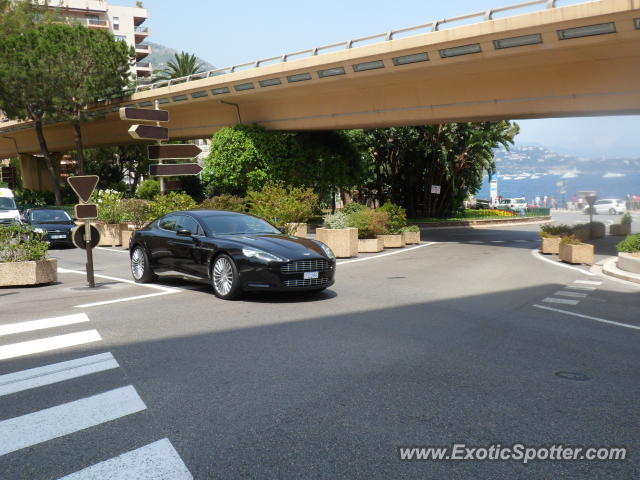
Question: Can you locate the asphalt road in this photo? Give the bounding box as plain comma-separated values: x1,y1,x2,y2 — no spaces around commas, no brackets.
1,214,639,479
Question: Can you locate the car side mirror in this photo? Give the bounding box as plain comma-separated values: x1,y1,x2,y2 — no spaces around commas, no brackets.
176,228,192,237
277,226,286,234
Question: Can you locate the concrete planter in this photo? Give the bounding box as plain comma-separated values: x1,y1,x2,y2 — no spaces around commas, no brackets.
120,228,134,250
0,258,57,287
403,230,421,245
540,236,561,254
358,237,384,253
92,222,121,247
591,223,605,239
618,252,640,274
378,234,406,248
559,242,594,265
285,223,308,238
316,227,358,258
610,223,631,236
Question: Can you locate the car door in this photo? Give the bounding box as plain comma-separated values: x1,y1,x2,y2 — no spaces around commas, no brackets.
147,215,178,270
594,200,607,214
168,215,205,276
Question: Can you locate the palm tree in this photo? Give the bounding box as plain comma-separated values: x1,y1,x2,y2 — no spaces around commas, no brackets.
155,51,204,80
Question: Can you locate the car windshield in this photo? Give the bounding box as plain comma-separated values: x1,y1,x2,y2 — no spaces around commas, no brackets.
31,210,71,222
200,214,280,235
0,197,17,210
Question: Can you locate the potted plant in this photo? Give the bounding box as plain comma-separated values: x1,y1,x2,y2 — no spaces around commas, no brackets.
615,233,640,274
571,223,592,242
539,224,573,254
610,213,632,236
91,189,125,247
347,208,390,253
316,210,358,258
377,202,407,248
0,223,57,286
402,225,421,245
119,198,152,249
559,235,594,265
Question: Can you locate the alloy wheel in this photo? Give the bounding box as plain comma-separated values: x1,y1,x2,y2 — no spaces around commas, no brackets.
131,247,145,280
213,257,234,296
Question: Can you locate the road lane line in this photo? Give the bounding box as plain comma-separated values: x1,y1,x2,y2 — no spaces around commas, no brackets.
58,268,178,293
74,291,177,309
554,291,588,298
95,247,129,254
0,330,102,361
574,280,602,285
566,285,596,291
533,304,640,331
0,385,146,456
58,438,193,480
0,314,90,337
542,297,580,305
530,249,595,276
0,353,119,397
490,240,506,243
337,242,436,265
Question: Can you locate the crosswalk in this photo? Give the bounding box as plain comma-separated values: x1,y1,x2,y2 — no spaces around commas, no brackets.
541,279,602,306
0,312,193,479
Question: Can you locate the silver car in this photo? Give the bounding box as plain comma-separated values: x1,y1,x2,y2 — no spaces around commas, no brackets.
583,198,627,215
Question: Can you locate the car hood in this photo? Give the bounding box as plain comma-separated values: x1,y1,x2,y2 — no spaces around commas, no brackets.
218,234,328,260
31,222,75,231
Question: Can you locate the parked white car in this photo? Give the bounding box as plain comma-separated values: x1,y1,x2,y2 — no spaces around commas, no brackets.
0,188,21,226
583,198,627,215
500,198,527,210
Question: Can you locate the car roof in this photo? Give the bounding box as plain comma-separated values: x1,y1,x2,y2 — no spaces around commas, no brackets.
172,210,248,218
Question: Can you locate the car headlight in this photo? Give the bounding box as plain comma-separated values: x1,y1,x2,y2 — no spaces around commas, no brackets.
242,247,286,262
33,227,46,234
314,240,335,259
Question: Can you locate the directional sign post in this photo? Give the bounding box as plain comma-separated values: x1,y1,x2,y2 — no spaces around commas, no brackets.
148,144,202,160
67,175,100,288
150,163,203,177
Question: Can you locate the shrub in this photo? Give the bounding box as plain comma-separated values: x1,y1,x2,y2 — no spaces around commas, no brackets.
246,182,318,227
135,179,160,200
621,213,632,225
402,225,420,233
379,202,407,234
200,195,246,212
560,235,582,245
120,198,152,229
616,234,640,253
341,202,367,215
323,210,349,229
0,223,49,262
149,192,197,219
92,189,124,224
347,208,390,239
540,224,573,238
14,189,54,208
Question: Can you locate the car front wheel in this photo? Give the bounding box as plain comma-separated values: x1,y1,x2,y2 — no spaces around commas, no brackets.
131,246,157,283
211,254,241,300
609,208,616,215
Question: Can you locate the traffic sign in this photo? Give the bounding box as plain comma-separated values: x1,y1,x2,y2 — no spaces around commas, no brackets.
149,163,203,177
71,225,100,250
128,124,169,141
67,175,99,203
431,185,441,195
74,203,98,220
119,107,169,123
148,144,202,160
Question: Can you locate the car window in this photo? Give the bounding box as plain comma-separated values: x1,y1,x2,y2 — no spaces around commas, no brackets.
200,214,280,235
30,210,71,222
159,215,178,231
177,215,200,234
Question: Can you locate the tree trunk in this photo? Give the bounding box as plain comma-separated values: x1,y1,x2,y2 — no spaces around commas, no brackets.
73,118,85,175
33,116,62,205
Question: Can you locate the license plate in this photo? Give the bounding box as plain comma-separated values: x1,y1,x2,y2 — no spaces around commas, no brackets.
51,235,66,239
303,271,319,280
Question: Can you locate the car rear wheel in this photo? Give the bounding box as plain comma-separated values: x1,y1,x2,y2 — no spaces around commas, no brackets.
211,254,241,300
131,246,157,283
609,208,616,215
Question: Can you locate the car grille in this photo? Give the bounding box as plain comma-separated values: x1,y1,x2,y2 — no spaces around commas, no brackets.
283,277,329,288
280,259,330,273
0,218,15,226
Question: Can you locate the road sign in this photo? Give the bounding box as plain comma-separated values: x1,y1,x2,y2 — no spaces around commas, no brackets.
67,175,99,203
128,124,169,141
149,163,203,177
74,203,98,220
119,107,169,122
71,225,100,250
431,185,441,194
147,144,202,160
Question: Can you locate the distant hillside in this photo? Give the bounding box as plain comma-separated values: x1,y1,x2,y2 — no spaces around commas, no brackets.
145,42,216,76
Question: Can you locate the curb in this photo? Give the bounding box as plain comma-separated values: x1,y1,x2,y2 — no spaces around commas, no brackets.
411,216,551,229
601,256,640,285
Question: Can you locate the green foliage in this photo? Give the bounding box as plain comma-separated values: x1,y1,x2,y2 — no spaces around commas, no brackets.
120,198,152,228
402,225,420,233
347,208,390,239
14,189,54,208
247,182,318,227
616,234,640,253
92,189,124,224
200,195,246,212
379,202,407,234
136,179,160,200
0,223,49,262
621,213,632,225
0,181,8,188
155,51,204,80
179,176,205,202
149,192,196,219
323,211,349,229
560,235,582,245
341,202,367,215
540,224,574,237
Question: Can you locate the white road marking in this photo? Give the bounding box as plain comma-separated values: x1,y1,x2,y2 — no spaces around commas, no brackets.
514,239,530,243
58,438,193,480
58,268,178,293
468,240,483,244
542,297,580,305
0,353,118,397
490,240,506,243
566,285,596,291
554,291,588,298
95,247,129,254
0,313,90,337
0,330,102,361
574,280,602,285
74,291,177,309
533,304,640,331
0,385,146,456
337,242,436,265
530,249,595,276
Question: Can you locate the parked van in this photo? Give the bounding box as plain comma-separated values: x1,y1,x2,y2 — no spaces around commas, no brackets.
0,188,21,225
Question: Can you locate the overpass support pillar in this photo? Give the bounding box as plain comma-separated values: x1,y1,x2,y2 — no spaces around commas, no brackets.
19,152,61,192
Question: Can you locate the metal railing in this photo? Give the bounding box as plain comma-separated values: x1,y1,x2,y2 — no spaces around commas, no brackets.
135,26,149,33
130,0,591,94
135,44,150,51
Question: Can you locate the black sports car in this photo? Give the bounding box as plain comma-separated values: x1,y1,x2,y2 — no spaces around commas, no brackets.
23,208,76,247
129,210,336,299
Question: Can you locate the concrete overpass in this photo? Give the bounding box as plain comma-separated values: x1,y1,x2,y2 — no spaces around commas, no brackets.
1,0,639,164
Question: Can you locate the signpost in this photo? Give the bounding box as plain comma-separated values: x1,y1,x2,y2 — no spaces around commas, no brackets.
147,144,202,160
67,175,100,288
585,192,597,239
127,124,169,141
431,185,441,195
149,163,203,176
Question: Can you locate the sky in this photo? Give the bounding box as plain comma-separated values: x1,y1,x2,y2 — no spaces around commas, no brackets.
124,0,638,158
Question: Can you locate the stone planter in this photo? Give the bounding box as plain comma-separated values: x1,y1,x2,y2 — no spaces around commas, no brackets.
403,230,421,245
559,242,594,265
93,222,121,247
610,224,631,236
316,227,358,258
591,223,605,239
378,234,406,248
618,252,640,274
540,236,561,254
120,228,134,250
285,222,308,238
358,237,384,253
0,258,57,287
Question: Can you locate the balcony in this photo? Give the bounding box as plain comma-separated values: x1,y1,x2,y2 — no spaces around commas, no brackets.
136,62,153,77
134,25,150,42
135,44,151,60
133,8,149,27
86,18,109,28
